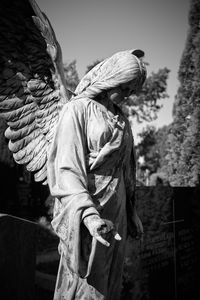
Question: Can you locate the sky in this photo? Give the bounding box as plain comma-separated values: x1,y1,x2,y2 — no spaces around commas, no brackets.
37,0,190,142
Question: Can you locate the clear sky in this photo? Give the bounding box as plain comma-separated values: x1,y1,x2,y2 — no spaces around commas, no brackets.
37,0,190,142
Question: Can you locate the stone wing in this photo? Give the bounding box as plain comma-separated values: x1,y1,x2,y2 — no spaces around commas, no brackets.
0,0,70,183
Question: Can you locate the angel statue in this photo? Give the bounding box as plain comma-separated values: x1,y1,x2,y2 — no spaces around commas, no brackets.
0,0,146,299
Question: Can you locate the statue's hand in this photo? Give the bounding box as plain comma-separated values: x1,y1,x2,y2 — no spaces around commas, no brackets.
128,210,144,240
83,215,121,247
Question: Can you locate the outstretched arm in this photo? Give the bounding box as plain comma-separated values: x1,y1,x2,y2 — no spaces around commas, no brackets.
47,101,99,224
47,100,120,248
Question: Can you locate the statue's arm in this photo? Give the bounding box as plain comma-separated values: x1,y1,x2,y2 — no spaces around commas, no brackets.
48,101,120,247
47,101,99,221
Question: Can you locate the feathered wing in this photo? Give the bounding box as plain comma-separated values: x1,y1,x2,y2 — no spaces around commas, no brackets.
0,0,70,183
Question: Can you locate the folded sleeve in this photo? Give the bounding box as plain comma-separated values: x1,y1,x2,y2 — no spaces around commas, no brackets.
48,100,99,214
47,100,99,277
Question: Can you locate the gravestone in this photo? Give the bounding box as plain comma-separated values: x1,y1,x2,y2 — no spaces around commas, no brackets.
0,214,36,300
122,187,200,300
174,187,200,300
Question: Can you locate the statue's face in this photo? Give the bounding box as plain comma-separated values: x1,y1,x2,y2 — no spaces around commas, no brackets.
120,80,138,98
107,87,122,104
107,80,137,104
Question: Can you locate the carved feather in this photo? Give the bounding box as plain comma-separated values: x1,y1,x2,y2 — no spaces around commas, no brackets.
0,0,69,183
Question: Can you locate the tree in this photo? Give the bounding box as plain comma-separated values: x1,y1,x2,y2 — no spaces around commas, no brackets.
165,0,200,186
63,60,79,93
136,125,170,185
136,126,159,173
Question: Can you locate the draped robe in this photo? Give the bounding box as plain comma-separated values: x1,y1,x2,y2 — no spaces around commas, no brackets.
47,97,136,300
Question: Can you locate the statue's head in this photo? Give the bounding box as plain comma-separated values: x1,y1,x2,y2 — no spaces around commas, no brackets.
74,49,147,102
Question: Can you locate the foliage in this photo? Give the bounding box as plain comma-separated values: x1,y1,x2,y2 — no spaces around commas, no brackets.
137,126,159,172
63,60,79,92
136,125,170,185
165,0,200,186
